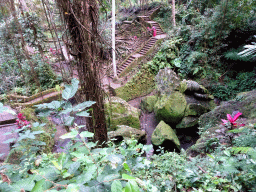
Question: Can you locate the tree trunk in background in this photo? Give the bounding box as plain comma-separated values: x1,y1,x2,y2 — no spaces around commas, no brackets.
172,0,176,26
56,0,108,146
9,0,40,87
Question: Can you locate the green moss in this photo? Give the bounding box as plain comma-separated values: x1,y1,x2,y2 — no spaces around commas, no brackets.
20,108,38,122
105,97,141,131
140,95,158,112
108,125,146,141
116,70,155,101
178,81,187,93
154,92,187,124
184,103,208,117
105,102,126,115
31,117,56,154
109,114,140,131
176,116,199,128
151,120,180,147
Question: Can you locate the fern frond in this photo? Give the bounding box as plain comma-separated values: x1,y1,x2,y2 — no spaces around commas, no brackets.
230,147,252,154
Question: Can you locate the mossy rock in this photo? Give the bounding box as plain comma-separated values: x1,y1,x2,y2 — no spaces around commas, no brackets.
184,103,208,117
178,80,208,94
176,116,199,128
105,97,141,131
185,95,216,112
154,92,186,124
199,90,256,132
140,95,158,112
108,125,146,141
151,120,180,147
115,70,155,101
155,67,180,96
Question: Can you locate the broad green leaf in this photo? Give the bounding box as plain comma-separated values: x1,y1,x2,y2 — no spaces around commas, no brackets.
3,132,12,136
123,163,132,173
47,101,62,109
64,116,75,126
68,162,80,174
80,131,94,138
108,154,123,164
66,184,79,192
72,101,96,112
76,110,90,117
60,129,78,139
130,180,140,191
11,177,35,191
62,78,79,100
52,161,62,170
111,180,123,192
124,182,132,192
3,138,16,144
31,179,45,192
76,164,97,184
122,174,135,180
103,174,120,182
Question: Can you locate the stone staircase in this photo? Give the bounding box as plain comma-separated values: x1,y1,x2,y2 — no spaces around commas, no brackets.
109,7,166,79
138,37,157,55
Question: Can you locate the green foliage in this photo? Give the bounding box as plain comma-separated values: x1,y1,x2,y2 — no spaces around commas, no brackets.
209,71,256,100
146,38,182,75
1,95,256,191
0,129,153,191
35,78,95,127
233,126,256,148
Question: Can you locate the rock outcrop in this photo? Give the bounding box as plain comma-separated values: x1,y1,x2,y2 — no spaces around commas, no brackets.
108,125,146,143
105,97,141,131
187,90,256,155
154,92,187,124
151,120,180,148
155,67,180,96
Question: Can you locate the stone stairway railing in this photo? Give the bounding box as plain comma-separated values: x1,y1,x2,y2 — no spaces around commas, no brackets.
109,6,166,79
8,87,64,108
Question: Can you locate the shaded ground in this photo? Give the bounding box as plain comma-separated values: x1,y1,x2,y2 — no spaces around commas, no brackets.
128,95,158,145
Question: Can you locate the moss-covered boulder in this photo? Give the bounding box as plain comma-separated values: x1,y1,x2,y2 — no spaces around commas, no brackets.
105,97,141,131
185,95,216,112
178,80,214,100
154,92,186,124
176,116,199,128
108,125,146,142
140,95,158,112
151,120,180,147
184,103,209,117
155,67,180,96
178,80,208,94
199,90,256,131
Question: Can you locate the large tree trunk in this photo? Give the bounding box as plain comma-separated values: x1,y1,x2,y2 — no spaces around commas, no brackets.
56,0,108,146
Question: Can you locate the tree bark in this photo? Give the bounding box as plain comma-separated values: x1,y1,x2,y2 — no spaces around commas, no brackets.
56,0,108,146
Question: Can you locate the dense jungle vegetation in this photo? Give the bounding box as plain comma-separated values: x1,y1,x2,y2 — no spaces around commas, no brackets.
0,0,256,191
